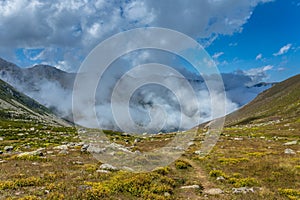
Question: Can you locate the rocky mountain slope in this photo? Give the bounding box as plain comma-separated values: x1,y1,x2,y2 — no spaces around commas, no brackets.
0,78,70,127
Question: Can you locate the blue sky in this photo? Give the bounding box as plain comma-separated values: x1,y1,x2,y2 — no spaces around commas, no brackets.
0,0,299,82
207,0,300,82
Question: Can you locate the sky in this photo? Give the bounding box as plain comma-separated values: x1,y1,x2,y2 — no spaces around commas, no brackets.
0,0,299,82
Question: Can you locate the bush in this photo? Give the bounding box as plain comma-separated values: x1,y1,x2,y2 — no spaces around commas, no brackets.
175,160,192,169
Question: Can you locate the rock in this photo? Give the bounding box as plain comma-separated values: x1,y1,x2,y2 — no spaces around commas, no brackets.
96,169,110,173
283,141,298,146
234,137,243,141
99,163,118,171
0,137,3,141
53,145,68,150
164,192,171,197
180,185,201,189
122,166,134,171
134,138,141,143
0,160,7,164
4,146,13,152
58,150,69,155
0,151,3,154
73,161,84,165
194,150,204,156
81,144,89,152
17,149,43,157
232,187,254,194
188,142,195,146
87,146,106,154
204,188,223,195
284,148,296,155
216,176,225,181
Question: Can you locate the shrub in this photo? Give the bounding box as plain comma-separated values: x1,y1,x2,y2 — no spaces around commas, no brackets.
175,160,192,169
278,188,300,200
228,177,258,187
209,170,227,178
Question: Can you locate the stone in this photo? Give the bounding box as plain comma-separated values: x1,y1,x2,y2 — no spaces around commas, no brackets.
188,142,195,146
164,192,171,197
216,176,225,181
232,187,254,194
96,169,110,173
180,185,201,189
99,163,118,171
4,146,13,152
283,141,298,146
134,138,141,143
81,144,89,152
204,188,223,195
234,137,243,141
58,150,69,155
53,145,68,150
0,137,3,141
284,148,296,155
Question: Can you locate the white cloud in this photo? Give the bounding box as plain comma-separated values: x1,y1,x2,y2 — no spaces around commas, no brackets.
256,53,262,60
241,65,273,83
0,0,272,71
273,44,292,56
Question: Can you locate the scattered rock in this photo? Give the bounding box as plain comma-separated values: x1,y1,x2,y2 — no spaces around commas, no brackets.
99,163,118,171
18,149,44,157
0,160,7,164
232,187,254,194
204,188,223,195
134,138,141,143
87,146,106,154
53,145,68,150
73,161,84,165
216,176,225,181
164,192,171,197
283,141,298,146
81,144,89,152
96,169,110,173
4,146,13,152
284,148,296,155
180,185,201,189
0,151,3,155
58,150,69,155
78,185,92,190
188,142,195,146
0,137,3,141
234,137,243,141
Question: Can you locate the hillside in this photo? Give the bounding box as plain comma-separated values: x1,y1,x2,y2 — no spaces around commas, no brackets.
225,74,300,126
0,79,70,127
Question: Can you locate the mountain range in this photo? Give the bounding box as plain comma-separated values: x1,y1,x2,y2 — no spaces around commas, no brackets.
0,57,273,132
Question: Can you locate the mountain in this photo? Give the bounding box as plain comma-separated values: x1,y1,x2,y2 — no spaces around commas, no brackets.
0,78,70,126
224,74,300,126
0,57,75,91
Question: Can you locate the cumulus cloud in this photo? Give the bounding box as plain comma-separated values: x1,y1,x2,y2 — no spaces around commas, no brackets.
0,0,272,71
237,65,273,84
273,44,292,56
